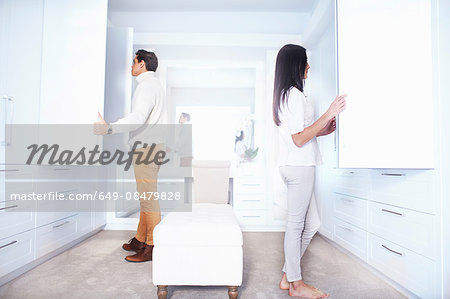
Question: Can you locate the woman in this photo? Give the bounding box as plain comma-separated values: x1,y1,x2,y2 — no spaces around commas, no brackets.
273,44,346,298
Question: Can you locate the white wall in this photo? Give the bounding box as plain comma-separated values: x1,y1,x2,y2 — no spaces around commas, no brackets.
170,88,254,109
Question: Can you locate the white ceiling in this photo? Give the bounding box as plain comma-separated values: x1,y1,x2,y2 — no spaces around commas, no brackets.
108,0,317,12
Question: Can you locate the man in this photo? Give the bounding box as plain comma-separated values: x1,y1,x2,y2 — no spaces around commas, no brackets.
94,49,167,262
178,112,190,124
175,112,193,167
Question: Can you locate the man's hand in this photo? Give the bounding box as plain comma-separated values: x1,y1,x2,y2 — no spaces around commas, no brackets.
94,112,108,135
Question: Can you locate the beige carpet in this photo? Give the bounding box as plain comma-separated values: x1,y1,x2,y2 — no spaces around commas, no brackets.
0,231,405,299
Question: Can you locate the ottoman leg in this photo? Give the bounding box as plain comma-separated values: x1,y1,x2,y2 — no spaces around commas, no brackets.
228,286,239,299
157,285,168,299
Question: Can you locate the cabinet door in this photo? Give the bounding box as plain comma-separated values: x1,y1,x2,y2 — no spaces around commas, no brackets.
0,0,43,164
39,0,108,124
336,0,434,168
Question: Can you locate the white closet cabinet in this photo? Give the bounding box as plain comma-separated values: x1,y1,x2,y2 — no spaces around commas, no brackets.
312,0,443,297
336,0,434,169
0,0,108,286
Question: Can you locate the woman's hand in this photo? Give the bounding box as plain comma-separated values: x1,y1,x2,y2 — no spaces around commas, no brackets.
324,117,336,135
317,117,336,136
291,94,345,147
326,94,347,120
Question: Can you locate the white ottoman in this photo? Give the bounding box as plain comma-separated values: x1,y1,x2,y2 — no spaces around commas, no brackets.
152,203,243,299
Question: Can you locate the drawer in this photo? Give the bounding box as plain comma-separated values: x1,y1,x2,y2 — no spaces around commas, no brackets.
234,210,267,226
36,211,78,228
368,233,437,298
333,218,367,261
35,166,80,219
368,201,436,259
233,194,266,210
35,166,80,193
332,168,370,199
35,214,78,258
333,193,367,229
370,169,436,214
1,166,34,203
0,200,36,240
0,229,35,278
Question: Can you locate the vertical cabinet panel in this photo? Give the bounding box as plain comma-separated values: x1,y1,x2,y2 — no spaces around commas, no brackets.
336,0,434,168
104,27,133,123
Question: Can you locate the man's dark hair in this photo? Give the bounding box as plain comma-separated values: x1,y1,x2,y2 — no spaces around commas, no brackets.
181,112,191,122
135,49,158,72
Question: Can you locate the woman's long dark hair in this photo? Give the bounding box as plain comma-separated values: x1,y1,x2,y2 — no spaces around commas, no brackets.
272,44,308,126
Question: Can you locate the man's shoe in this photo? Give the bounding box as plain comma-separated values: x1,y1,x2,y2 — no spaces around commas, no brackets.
122,237,145,252
125,244,154,262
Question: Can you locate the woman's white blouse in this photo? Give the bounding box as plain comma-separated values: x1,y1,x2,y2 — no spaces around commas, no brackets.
277,87,323,166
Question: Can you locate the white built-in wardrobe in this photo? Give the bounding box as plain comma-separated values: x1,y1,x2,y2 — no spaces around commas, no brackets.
310,0,449,298
0,0,108,285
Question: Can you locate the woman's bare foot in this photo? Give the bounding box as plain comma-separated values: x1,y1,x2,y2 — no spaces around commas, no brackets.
288,280,329,298
280,273,289,290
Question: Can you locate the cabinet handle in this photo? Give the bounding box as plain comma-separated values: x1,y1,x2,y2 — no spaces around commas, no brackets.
1,96,14,146
1,96,13,101
338,225,354,232
0,204,18,211
53,220,70,229
381,173,405,177
381,208,403,216
0,169,19,172
59,189,78,195
54,168,72,171
381,244,403,256
242,215,260,218
0,240,17,249
241,183,260,186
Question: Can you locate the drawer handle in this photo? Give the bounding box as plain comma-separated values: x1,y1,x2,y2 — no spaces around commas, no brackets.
0,204,18,211
242,199,261,202
54,168,72,171
242,215,260,218
381,208,403,216
338,225,354,232
0,169,20,172
381,244,403,256
59,189,78,195
340,198,354,203
53,220,70,229
0,240,17,249
381,173,405,177
241,183,261,186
